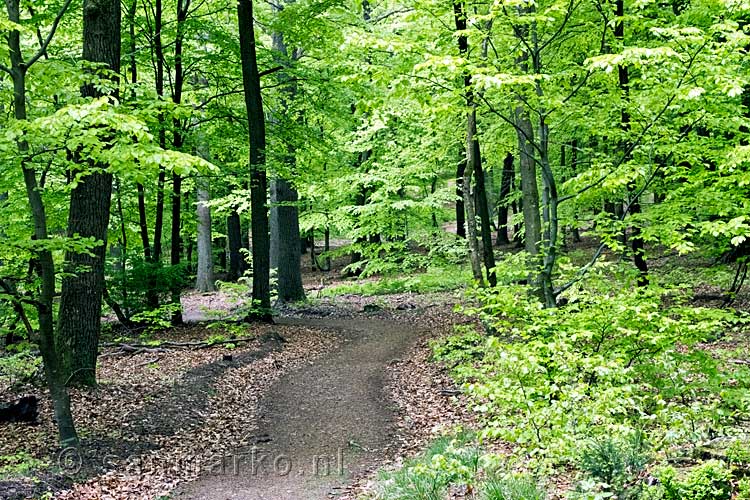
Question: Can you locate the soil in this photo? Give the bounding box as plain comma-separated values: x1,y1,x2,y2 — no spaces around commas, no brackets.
175,314,425,500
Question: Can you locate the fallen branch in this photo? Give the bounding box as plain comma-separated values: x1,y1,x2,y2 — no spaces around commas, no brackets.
101,337,256,351
100,344,170,358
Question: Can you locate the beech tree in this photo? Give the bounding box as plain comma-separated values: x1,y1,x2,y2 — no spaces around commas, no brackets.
238,0,272,320
57,0,121,387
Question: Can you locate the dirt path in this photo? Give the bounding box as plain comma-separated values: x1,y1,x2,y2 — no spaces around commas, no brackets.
175,315,423,500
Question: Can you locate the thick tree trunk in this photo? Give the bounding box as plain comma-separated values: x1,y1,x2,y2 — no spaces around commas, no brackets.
515,109,541,256
152,0,166,264
463,161,484,283
453,0,488,285
58,0,121,387
238,0,272,321
269,15,305,303
496,153,514,245
270,179,305,302
169,0,190,325
196,177,215,292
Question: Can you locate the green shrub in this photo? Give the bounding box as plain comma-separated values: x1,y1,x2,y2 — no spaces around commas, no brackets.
448,260,744,463
578,433,649,498
726,439,750,465
321,264,470,297
737,478,750,500
0,352,42,392
657,461,734,500
131,302,182,335
372,435,482,500
681,461,733,500
0,452,47,478
106,257,187,318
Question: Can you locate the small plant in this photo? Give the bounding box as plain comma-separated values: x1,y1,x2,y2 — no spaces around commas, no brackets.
481,475,546,500
726,439,750,465
579,432,650,497
131,302,182,334
659,461,733,500
372,435,483,500
431,326,485,367
0,452,48,478
206,321,251,339
737,478,750,500
0,352,42,392
681,461,733,500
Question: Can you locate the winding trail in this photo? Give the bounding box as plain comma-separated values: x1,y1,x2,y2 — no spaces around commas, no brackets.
176,315,422,499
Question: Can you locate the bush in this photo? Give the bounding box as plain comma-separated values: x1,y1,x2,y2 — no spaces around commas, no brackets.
659,461,733,500
106,256,187,318
0,452,47,479
579,432,648,499
372,436,482,500
441,260,745,463
681,461,733,500
0,352,42,392
578,433,649,498
737,478,750,500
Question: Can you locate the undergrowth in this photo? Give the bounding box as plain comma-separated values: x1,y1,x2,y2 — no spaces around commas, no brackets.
320,264,471,297
369,255,750,500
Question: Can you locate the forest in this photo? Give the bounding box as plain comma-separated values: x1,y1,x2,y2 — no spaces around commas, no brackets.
1,0,750,498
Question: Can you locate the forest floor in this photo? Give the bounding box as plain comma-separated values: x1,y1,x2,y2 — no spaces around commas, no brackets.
0,261,475,499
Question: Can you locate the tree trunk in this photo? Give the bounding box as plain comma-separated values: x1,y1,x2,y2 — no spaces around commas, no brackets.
513,11,542,257
238,0,272,321
467,111,497,286
496,153,514,245
614,0,648,286
269,12,305,303
4,0,79,446
152,0,166,264
455,152,466,238
169,0,190,325
58,0,121,387
271,179,305,302
463,160,484,283
453,0,487,285
227,210,245,281
515,109,541,256
196,177,215,292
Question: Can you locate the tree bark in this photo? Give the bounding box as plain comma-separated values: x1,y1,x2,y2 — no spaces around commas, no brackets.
238,0,272,321
614,0,648,286
467,110,497,286
455,152,466,238
513,10,542,257
453,0,487,285
227,210,245,281
4,0,79,446
496,153,514,245
168,0,191,325
270,179,305,302
515,109,541,256
269,11,305,303
58,0,121,387
196,177,215,292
